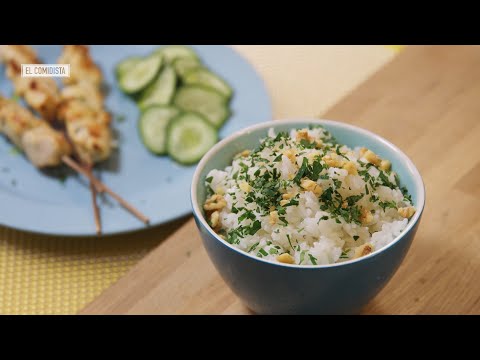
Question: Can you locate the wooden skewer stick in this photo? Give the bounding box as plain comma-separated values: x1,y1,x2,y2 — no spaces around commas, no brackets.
86,165,102,235
62,155,150,225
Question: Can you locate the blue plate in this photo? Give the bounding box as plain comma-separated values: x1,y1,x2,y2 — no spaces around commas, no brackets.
0,45,272,236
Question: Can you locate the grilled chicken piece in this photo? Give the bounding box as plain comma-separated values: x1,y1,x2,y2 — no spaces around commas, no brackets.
0,45,38,64
0,95,40,148
0,45,61,121
57,96,112,164
65,113,112,165
60,82,104,111
0,95,72,168
22,126,72,167
57,45,102,87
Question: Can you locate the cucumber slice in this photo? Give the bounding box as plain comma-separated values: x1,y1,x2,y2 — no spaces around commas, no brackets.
155,45,198,63
173,57,201,78
166,112,218,165
139,105,180,155
118,55,162,94
115,56,141,78
138,66,176,110
173,86,230,128
183,68,233,99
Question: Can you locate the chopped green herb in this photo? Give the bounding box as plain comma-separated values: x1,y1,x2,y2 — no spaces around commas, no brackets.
258,248,268,257
9,147,22,156
379,200,398,211
378,170,396,189
353,235,359,241
248,220,262,235
205,176,213,184
269,247,279,255
287,234,294,250
115,114,126,123
273,154,283,162
293,157,309,184
248,242,260,252
299,251,306,265
308,254,318,265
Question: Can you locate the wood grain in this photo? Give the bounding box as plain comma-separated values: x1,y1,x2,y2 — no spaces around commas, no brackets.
81,46,480,315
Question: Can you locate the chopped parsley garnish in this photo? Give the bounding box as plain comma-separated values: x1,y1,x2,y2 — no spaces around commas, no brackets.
299,139,316,149
248,220,262,235
258,248,268,257
273,154,283,162
308,254,318,265
299,251,306,265
379,200,398,211
205,176,213,183
287,234,294,250
115,114,126,123
293,157,309,184
353,235,359,241
269,247,279,255
378,170,396,189
9,147,22,156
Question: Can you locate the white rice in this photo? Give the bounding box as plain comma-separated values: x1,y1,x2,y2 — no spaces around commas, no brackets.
204,126,415,266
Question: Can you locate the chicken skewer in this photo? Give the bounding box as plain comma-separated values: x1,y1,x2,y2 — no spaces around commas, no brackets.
0,94,149,225
0,45,60,122
1,45,104,231
57,45,113,166
57,45,112,233
1,45,149,227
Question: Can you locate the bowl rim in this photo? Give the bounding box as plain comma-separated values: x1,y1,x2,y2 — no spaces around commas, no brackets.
191,119,426,269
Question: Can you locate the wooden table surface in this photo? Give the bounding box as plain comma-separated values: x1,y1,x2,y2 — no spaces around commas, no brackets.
81,46,480,315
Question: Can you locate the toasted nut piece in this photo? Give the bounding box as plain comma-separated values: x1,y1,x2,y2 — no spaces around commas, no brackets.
353,243,374,259
210,211,220,228
239,150,250,157
300,178,323,196
379,160,391,171
239,181,251,193
277,253,295,264
315,140,323,149
364,150,381,166
360,208,374,225
204,194,227,211
282,193,295,200
398,206,416,219
296,129,311,142
269,211,278,225
218,234,226,240
342,201,348,209
322,154,344,168
282,149,297,164
343,161,358,175
358,147,368,157
280,199,289,206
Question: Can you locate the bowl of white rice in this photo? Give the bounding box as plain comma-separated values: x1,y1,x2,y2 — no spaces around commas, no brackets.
191,119,425,314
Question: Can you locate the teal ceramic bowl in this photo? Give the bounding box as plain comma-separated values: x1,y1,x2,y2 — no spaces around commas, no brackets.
191,119,425,314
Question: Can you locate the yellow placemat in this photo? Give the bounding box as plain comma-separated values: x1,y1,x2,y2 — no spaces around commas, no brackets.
0,45,402,314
